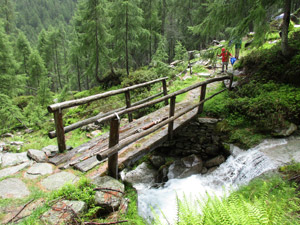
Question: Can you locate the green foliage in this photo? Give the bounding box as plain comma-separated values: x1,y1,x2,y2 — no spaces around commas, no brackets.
13,95,34,109
121,69,160,87
0,94,26,134
174,41,188,61
50,177,100,220
23,99,48,130
160,176,300,225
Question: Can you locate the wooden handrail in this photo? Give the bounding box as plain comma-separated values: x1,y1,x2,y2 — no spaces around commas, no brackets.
48,77,169,152
47,77,168,113
48,92,164,138
96,88,228,161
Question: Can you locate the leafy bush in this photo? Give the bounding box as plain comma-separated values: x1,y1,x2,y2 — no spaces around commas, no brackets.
13,95,34,109
121,68,160,87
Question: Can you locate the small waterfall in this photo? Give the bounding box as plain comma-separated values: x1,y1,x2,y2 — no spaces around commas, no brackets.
137,138,288,224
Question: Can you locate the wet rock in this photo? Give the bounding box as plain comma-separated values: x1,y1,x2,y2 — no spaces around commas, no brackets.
168,155,203,180
1,133,13,138
1,152,29,167
41,200,86,225
27,149,47,162
41,171,78,191
0,178,30,198
122,162,157,185
150,155,165,169
92,176,125,213
201,167,208,174
204,144,220,157
272,123,297,137
205,155,226,168
0,162,31,178
25,163,53,179
156,166,169,183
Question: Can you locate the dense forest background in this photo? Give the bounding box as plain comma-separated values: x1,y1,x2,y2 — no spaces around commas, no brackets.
1,0,300,134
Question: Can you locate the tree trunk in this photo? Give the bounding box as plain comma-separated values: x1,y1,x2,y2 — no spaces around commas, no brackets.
95,7,102,83
125,3,129,76
76,57,81,92
281,0,291,57
55,40,62,89
161,0,166,36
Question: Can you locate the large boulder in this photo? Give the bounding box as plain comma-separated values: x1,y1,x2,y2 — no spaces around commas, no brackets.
41,200,86,224
204,155,226,168
92,176,125,213
122,162,157,185
167,154,203,180
41,171,78,191
27,149,47,162
149,155,165,169
272,123,297,137
0,178,30,198
1,152,29,167
0,162,31,178
25,163,53,179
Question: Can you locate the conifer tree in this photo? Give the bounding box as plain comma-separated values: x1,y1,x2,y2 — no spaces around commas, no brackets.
110,0,147,76
0,20,24,97
27,50,47,90
75,0,110,83
16,32,32,76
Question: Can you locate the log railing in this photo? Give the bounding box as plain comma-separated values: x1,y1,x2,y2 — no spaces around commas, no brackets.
47,77,169,152
95,75,232,178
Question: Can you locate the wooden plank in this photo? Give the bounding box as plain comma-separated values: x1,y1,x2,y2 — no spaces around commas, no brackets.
53,110,66,152
48,77,168,112
168,96,176,140
73,156,102,172
125,91,133,122
108,118,120,178
198,84,207,114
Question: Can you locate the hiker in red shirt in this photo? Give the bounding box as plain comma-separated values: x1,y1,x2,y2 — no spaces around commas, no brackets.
218,48,232,73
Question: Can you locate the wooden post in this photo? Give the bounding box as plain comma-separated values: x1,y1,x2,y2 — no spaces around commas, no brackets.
168,96,176,140
198,84,207,114
108,118,120,178
162,80,168,105
125,91,133,122
53,110,66,152
229,74,233,91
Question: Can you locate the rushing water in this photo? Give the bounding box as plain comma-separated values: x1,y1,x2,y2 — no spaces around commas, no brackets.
137,138,293,224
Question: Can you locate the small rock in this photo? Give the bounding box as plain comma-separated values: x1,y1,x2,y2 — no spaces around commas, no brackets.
0,162,31,178
0,142,5,152
93,176,125,212
81,124,101,132
91,130,101,137
42,145,72,157
201,167,208,174
1,152,29,167
24,128,34,134
27,149,47,162
150,155,165,169
41,172,78,191
197,73,211,77
42,145,59,157
197,118,219,124
41,200,86,225
25,163,53,179
205,155,226,168
0,178,30,198
122,162,157,185
1,133,13,138
10,141,24,146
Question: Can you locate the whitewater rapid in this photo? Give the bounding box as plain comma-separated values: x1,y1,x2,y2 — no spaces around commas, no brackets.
137,138,293,224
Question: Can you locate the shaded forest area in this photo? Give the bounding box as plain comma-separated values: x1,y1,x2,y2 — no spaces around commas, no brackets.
1,0,300,134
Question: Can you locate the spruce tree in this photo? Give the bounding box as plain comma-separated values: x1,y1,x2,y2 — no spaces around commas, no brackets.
16,32,32,76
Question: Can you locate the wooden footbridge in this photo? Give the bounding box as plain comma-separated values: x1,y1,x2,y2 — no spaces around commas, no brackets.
47,75,232,178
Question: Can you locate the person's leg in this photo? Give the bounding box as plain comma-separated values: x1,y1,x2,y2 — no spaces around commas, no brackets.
222,62,225,72
235,48,240,59
225,62,228,71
